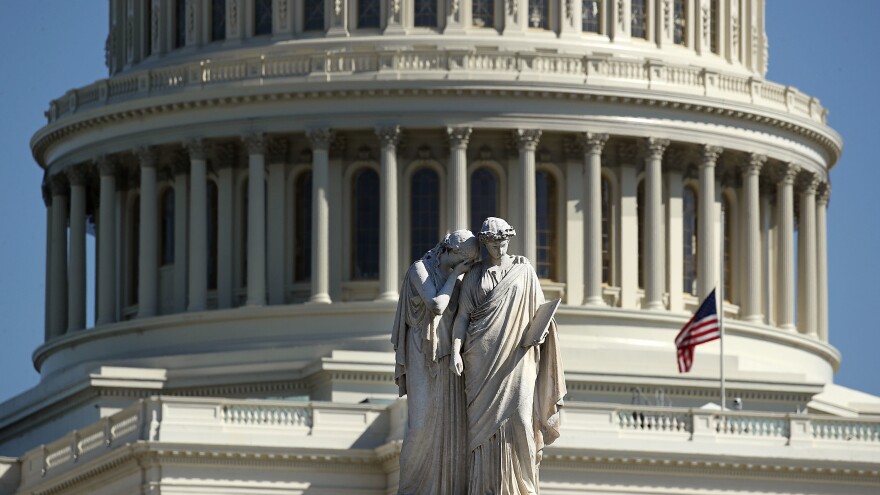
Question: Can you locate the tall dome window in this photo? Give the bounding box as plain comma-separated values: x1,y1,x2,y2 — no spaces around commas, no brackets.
472,0,494,28
470,167,498,234
601,174,612,285
174,0,186,48
536,170,558,280
255,0,273,35
410,168,440,262
358,0,381,29
294,172,313,282
528,0,550,30
683,185,698,295
710,0,719,53
631,0,647,39
160,188,175,266
352,169,380,279
207,181,219,291
673,0,686,45
414,0,438,27
582,0,600,33
303,0,325,31
637,179,645,289
128,197,140,307
211,0,227,41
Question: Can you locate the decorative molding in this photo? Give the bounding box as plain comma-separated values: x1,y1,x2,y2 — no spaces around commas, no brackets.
700,144,724,165
515,129,542,150
375,126,401,148
306,128,334,150
243,133,266,155
579,132,609,155
446,127,472,147
644,138,670,159
776,163,799,185
744,153,767,176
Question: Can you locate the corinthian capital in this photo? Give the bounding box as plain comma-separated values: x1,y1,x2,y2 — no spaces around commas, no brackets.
185,139,207,160
65,165,89,187
776,163,799,185
744,153,767,176
644,138,670,159
799,172,821,195
243,133,266,155
817,182,831,205
579,132,609,155
446,127,472,148
375,126,401,148
306,128,335,150
700,144,724,165
96,155,117,177
515,129,542,151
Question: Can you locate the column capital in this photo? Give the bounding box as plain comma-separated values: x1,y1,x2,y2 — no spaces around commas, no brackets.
798,172,822,195
375,126,401,148
243,133,266,155
96,155,118,176
776,163,799,185
446,127,472,147
515,129,542,150
579,132,609,155
817,182,831,205
136,146,158,168
48,173,70,196
306,128,335,150
700,144,724,165
185,139,207,160
644,138,670,159
744,153,767,176
65,165,90,187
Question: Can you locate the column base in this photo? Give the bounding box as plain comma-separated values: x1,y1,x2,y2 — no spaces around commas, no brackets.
743,314,764,324
375,292,399,302
645,301,665,311
582,296,607,306
307,293,332,304
779,323,797,332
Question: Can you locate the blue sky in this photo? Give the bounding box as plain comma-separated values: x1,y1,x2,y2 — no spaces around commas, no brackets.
0,1,877,403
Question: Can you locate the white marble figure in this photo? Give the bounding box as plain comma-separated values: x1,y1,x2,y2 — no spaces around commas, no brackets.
392,230,479,495
451,217,567,495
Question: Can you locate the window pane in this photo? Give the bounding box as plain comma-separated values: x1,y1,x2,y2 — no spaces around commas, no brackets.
710,0,719,53
470,167,498,234
536,171,558,279
144,0,152,55
637,181,644,289
674,0,686,45
528,0,550,29
241,180,248,287
411,169,440,262
161,189,175,265
353,170,380,279
414,0,437,27
130,198,140,306
295,172,313,281
601,176,611,285
582,0,600,33
631,0,647,39
358,0,381,28
212,0,227,41
683,186,698,295
472,0,494,28
723,196,733,301
207,181,219,290
255,0,273,35
303,0,325,31
175,0,186,48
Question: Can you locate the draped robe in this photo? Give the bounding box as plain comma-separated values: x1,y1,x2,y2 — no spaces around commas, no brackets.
391,254,468,495
458,257,566,495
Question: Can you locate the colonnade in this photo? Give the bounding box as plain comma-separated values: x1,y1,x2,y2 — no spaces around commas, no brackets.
41,128,830,346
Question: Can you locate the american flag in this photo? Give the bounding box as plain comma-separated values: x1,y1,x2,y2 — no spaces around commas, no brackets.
675,289,720,373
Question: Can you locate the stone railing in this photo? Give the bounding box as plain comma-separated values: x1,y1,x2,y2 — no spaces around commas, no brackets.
44,49,828,126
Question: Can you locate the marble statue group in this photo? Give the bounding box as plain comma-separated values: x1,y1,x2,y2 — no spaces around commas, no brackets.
392,217,567,495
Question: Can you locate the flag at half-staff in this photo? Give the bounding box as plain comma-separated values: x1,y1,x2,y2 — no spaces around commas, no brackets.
675,289,720,373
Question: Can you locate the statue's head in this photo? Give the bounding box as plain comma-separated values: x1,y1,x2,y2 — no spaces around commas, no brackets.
478,217,516,260
439,229,479,264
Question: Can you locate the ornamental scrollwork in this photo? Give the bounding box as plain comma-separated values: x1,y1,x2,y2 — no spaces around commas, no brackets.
446,127,472,147
744,154,766,176
515,129,542,150
645,138,670,159
700,144,723,164
579,133,609,155
375,126,401,148
307,129,335,150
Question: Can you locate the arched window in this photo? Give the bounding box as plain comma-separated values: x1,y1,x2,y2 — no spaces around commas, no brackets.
175,0,186,48
358,0,380,28
129,197,140,306
212,0,227,41
683,185,698,295
472,0,494,28
637,180,645,289
536,170,558,280
303,0,325,31
353,169,380,279
722,194,734,302
582,0,600,33
160,189,175,266
601,175,612,285
207,181,219,290
631,0,647,39
255,0,273,35
673,0,687,45
710,0,719,54
411,168,440,262
414,0,438,27
295,172,313,281
528,0,550,29
470,167,498,234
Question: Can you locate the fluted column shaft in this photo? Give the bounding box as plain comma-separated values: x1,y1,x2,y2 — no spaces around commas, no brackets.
188,140,208,311
742,154,766,322
173,161,189,313
776,164,797,331
97,159,117,325
67,168,88,332
137,148,159,318
48,177,69,338
798,175,820,336
698,145,723,300
447,127,471,232
308,129,333,304
644,138,669,310
43,187,52,341
517,129,542,264
817,186,830,342
245,134,267,306
581,133,608,305
377,127,401,301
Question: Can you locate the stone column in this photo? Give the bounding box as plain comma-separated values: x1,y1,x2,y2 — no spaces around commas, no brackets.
516,129,542,264
742,153,766,322
266,138,289,306
42,184,52,341
376,126,401,301
698,145,723,300
172,155,189,313
580,132,609,306
447,127,471,232
187,139,208,311
215,145,236,309
798,173,820,337
665,158,684,313
48,175,69,338
66,166,88,332
776,163,797,332
136,147,159,318
644,138,669,310
618,143,640,309
307,129,334,304
244,134,267,306
96,158,118,326
816,184,830,342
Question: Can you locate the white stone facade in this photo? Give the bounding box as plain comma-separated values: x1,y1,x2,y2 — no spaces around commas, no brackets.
1,0,878,493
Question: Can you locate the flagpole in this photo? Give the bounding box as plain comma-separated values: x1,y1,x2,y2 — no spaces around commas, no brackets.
719,207,726,410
